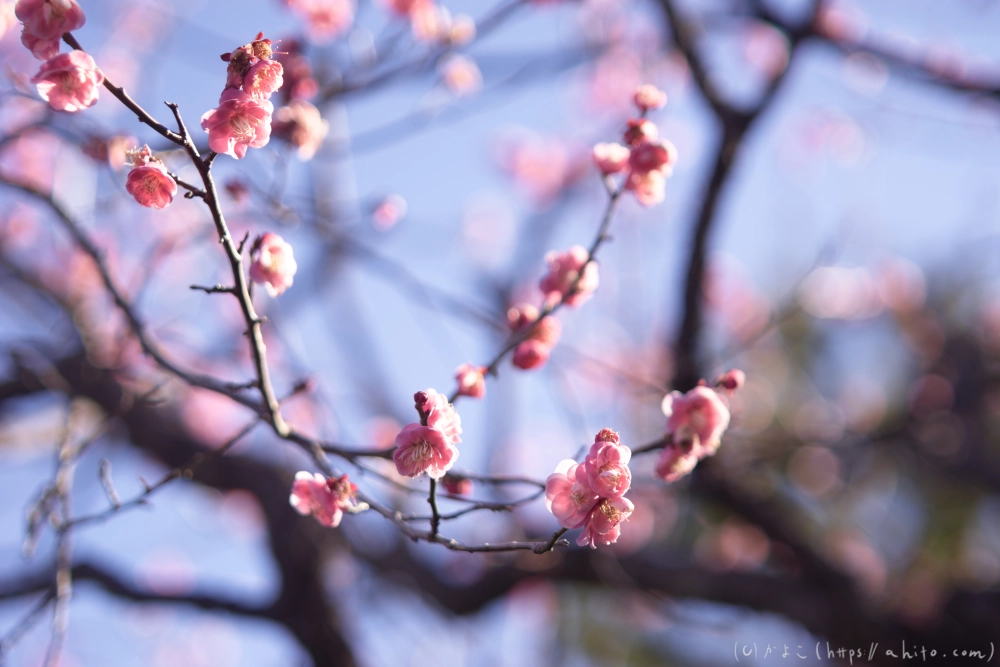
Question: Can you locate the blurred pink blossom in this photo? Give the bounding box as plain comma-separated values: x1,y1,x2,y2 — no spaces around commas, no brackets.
16,0,85,40
243,59,284,100
454,363,486,399
512,339,550,370
31,50,104,112
272,100,329,160
439,54,482,95
441,474,472,496
539,246,599,307
249,232,297,297
289,472,361,527
592,142,630,175
372,194,407,230
633,84,666,112
287,0,355,41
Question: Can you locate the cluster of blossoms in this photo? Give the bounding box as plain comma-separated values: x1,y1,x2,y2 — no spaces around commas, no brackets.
201,33,283,160
655,369,744,482
124,146,177,210
17,0,103,113
289,472,366,527
545,429,634,548
249,232,298,297
393,389,463,479
592,84,677,206
381,0,475,46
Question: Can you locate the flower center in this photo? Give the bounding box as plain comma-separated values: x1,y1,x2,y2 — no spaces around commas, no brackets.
230,114,255,141
599,500,621,522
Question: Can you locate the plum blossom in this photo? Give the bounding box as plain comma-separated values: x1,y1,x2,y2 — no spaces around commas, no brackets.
124,145,177,210
200,89,273,159
583,429,631,499
21,27,60,60
31,50,104,112
15,0,85,40
392,423,458,478
539,245,599,307
272,100,329,160
624,168,666,206
633,84,667,112
289,472,363,527
592,142,630,175
655,379,741,483
372,194,407,230
249,232,297,297
439,54,482,96
577,497,634,548
507,303,562,371
287,0,355,41
628,140,677,177
413,388,462,445
244,59,284,100
623,118,657,147
454,363,486,399
545,460,599,529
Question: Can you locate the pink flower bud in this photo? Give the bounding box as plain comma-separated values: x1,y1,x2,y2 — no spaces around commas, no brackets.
714,368,745,393
441,474,473,496
31,50,104,113
454,364,487,399
594,428,619,444
124,145,177,210
623,118,658,147
512,339,550,370
539,245,599,307
249,232,297,297
507,303,540,331
392,423,459,479
200,89,273,160
633,84,667,112
16,0,86,40
21,27,60,60
592,142,630,175
545,459,599,529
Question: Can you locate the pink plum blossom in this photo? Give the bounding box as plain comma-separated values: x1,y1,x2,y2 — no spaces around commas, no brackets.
662,385,732,459
272,100,329,160
454,363,486,399
392,423,458,479
21,27,60,60
577,497,634,548
592,142,630,175
289,472,361,527
628,140,677,176
439,54,482,96
249,232,297,297
512,339,550,370
633,84,667,112
624,168,666,206
372,194,407,230
15,0,85,40
654,444,699,483
539,245,599,307
583,429,632,499
413,388,462,445
200,89,273,160
623,118,658,147
244,59,284,100
124,145,177,210
545,459,599,529
31,50,104,112
288,0,355,41
379,0,431,16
